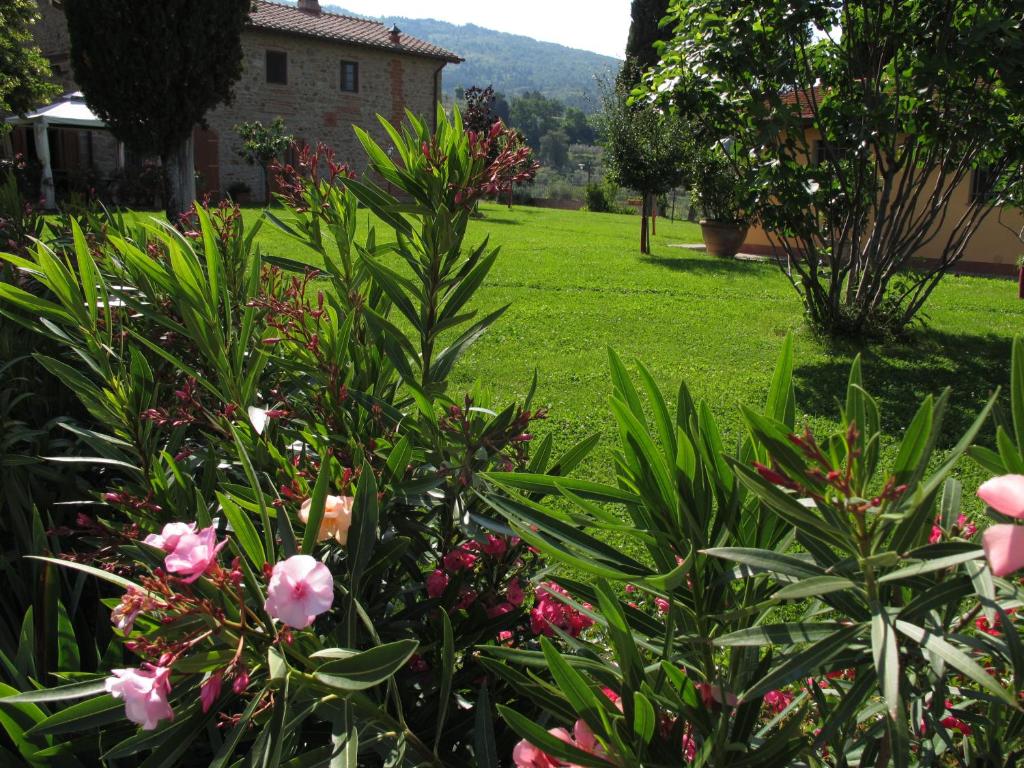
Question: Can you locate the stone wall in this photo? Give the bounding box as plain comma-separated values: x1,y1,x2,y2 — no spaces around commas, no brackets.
206,30,445,202
32,0,75,93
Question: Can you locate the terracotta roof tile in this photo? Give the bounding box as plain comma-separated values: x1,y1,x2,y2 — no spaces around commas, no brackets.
779,85,826,118
249,1,462,63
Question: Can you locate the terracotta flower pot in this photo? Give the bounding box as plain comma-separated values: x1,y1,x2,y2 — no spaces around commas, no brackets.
700,219,750,259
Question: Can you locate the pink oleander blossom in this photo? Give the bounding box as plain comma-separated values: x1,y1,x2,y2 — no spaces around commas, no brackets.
978,475,1024,518
163,525,227,583
511,719,606,768
144,522,197,552
105,666,174,730
298,494,354,545
426,569,449,598
983,524,1024,577
764,689,794,714
506,579,525,606
200,672,223,713
264,555,334,628
443,547,478,573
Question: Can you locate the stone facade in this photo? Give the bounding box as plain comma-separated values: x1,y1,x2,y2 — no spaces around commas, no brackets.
207,29,447,201
25,0,457,203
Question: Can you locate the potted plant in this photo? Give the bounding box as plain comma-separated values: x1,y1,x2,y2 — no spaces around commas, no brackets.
226,180,252,205
692,143,753,258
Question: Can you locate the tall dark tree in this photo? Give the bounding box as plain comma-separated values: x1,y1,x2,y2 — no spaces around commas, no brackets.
0,0,61,130
64,0,251,219
621,0,672,86
463,85,499,135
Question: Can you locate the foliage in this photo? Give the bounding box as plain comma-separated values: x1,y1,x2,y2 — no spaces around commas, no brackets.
0,0,62,129
691,143,755,224
483,337,1024,766
462,85,501,136
540,129,570,172
235,117,293,202
599,80,691,253
64,0,251,217
648,0,1024,337
584,182,617,213
620,0,673,87
511,90,566,150
0,107,580,766
235,117,293,170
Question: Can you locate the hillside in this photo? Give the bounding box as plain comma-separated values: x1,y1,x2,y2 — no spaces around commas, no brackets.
325,7,621,113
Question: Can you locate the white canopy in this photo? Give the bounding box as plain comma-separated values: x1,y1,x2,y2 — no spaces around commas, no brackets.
5,91,106,129
5,92,118,209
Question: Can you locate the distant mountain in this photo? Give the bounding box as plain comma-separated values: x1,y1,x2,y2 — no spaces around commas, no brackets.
325,7,621,114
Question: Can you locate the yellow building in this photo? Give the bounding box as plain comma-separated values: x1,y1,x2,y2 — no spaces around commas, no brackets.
741,126,1024,277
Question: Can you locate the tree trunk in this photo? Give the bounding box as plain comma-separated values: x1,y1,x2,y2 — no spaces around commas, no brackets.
164,134,196,223
651,193,657,236
640,193,650,254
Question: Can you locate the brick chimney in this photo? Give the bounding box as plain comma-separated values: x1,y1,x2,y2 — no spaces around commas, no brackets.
298,0,320,13
389,24,401,44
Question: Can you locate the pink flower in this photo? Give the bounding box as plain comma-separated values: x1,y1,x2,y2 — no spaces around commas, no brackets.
443,547,477,573
482,535,508,558
506,579,525,607
983,524,1024,577
144,522,197,552
456,588,478,609
957,514,977,539
200,672,222,713
696,682,739,708
763,689,794,714
164,525,227,583
264,555,335,628
105,666,174,730
978,475,1024,518
929,524,943,544
298,494,354,545
655,597,670,614
426,569,449,598
511,720,605,768
512,740,558,768
487,601,516,619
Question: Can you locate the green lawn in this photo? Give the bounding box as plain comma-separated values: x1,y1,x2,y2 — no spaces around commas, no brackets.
245,202,1023,510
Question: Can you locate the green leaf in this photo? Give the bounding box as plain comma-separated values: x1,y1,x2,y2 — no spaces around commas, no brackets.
484,472,640,504
540,637,604,729
474,684,499,768
434,611,455,752
217,493,266,570
302,456,335,555
765,333,796,427
876,548,983,583
1013,336,1024,449
871,609,900,720
348,462,379,591
894,619,1015,706
702,547,825,580
774,576,858,600
0,679,106,705
714,623,851,647
26,694,123,736
313,639,418,691
25,556,142,593
740,624,864,701
631,691,656,744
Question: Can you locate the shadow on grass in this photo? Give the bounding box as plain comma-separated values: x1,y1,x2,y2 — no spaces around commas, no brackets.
477,215,522,226
641,252,778,275
794,328,1011,447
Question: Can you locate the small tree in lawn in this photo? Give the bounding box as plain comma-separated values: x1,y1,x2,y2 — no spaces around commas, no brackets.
0,0,62,137
64,0,251,220
651,0,1024,337
236,117,293,203
600,80,690,254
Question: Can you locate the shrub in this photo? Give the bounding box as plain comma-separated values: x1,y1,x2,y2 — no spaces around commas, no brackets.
0,106,590,766
585,182,617,213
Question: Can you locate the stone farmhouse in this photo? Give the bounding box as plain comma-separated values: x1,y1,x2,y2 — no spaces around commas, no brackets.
12,0,462,204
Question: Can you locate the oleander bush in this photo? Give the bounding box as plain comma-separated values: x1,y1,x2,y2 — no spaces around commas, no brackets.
2,107,1024,768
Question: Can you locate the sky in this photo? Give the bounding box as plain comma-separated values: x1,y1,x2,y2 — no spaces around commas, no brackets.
331,1,633,59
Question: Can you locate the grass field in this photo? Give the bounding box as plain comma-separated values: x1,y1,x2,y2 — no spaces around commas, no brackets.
233,202,1024,510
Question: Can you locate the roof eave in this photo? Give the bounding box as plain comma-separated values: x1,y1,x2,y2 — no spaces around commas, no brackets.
245,22,462,64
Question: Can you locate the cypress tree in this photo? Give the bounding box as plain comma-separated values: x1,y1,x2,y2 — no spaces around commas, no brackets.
64,0,251,219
